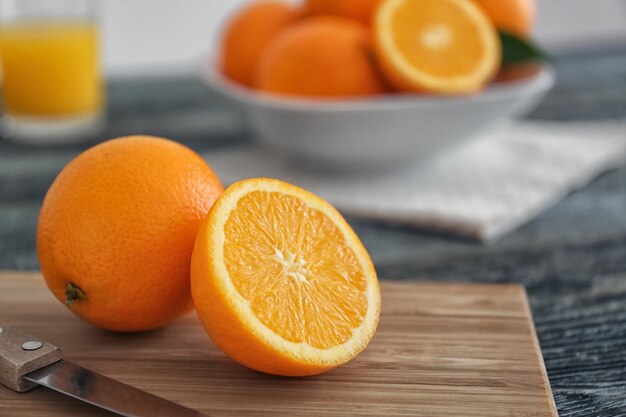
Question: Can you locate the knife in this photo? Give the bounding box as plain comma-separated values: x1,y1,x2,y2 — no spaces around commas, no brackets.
0,323,207,417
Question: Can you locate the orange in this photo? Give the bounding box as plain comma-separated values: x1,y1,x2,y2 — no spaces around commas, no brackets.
219,1,300,86
374,0,500,94
37,136,223,332
191,178,381,376
254,16,388,98
304,0,381,25
473,0,535,37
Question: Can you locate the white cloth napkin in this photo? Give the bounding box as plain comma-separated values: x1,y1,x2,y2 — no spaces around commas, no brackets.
203,120,626,241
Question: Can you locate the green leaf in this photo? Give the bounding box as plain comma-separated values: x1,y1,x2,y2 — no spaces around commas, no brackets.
499,31,547,65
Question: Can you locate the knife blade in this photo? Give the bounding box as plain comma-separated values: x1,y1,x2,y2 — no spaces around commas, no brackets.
0,324,208,417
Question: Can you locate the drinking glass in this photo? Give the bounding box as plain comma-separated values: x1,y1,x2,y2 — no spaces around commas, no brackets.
0,0,103,143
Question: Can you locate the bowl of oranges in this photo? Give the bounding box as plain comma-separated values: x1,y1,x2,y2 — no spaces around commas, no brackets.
203,0,554,168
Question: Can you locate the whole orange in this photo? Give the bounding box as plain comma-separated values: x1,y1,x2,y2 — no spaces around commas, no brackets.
37,136,223,332
473,0,535,37
305,0,381,25
220,1,300,86
254,16,388,98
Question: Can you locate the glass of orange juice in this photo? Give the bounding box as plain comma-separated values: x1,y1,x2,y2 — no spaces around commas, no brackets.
0,0,103,143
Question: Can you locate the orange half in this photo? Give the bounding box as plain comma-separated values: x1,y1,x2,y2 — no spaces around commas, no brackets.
191,178,381,376
374,0,500,93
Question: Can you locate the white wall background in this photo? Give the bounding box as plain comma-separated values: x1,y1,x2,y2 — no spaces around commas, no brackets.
100,0,626,75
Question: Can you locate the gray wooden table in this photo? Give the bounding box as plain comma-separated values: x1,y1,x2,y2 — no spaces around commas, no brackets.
1,46,625,416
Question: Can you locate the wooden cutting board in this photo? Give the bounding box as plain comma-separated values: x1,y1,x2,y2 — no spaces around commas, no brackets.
0,272,558,417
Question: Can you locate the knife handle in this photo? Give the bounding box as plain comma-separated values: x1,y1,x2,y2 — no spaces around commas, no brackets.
0,323,62,392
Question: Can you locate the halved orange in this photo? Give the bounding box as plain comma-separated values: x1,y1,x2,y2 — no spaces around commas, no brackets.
191,178,381,376
374,0,500,93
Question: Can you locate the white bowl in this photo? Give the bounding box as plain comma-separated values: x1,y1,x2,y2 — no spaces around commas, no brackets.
201,64,555,169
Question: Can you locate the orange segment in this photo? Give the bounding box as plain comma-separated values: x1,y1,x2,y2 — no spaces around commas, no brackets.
374,0,500,93
191,178,380,376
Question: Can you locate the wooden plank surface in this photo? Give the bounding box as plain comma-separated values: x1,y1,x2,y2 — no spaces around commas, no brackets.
0,273,558,417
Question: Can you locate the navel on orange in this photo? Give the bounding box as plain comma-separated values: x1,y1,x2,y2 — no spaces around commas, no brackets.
191,178,381,376
374,0,500,93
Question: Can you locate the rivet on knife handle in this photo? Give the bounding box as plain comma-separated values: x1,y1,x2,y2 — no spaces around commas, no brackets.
0,323,62,392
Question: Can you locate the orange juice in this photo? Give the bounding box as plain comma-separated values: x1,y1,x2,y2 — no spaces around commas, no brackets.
0,21,101,116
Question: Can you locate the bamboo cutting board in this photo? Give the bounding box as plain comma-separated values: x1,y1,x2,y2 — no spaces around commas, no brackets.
0,272,558,417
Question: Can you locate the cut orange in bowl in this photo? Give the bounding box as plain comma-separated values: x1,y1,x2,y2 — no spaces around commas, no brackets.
191,178,381,376
374,0,500,94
